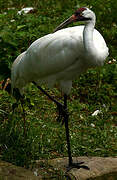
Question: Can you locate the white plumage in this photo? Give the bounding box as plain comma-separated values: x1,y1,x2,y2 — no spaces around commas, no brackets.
11,7,109,169
11,8,108,95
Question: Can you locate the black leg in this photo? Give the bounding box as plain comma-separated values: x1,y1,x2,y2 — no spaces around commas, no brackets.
32,81,66,123
63,95,90,171
63,94,73,166
32,82,90,171
32,81,63,108
12,88,27,136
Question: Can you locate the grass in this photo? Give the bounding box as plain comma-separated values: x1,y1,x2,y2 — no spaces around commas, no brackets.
0,0,117,174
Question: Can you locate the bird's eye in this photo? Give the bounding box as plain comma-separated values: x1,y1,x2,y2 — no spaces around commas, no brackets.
75,11,83,17
79,12,83,16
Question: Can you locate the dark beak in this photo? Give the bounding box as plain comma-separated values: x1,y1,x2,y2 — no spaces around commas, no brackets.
54,14,91,32
54,15,76,32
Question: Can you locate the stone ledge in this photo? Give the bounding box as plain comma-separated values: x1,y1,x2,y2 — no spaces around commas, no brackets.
1,157,117,179
0,161,41,180
47,156,117,180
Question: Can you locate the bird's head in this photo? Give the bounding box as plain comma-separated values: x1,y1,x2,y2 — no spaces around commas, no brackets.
54,7,95,32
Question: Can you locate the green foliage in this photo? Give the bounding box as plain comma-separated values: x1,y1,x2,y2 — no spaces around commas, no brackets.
0,0,117,171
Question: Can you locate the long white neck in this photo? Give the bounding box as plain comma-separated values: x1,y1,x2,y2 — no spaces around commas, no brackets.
82,11,108,67
83,19,96,62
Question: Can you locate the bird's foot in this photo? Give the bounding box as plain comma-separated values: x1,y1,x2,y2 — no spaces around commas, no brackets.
56,104,69,125
66,162,90,172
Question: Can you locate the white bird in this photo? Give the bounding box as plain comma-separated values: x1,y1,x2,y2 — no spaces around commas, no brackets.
11,7,109,169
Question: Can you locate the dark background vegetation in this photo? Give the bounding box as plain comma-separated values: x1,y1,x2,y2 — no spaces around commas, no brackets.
0,0,117,170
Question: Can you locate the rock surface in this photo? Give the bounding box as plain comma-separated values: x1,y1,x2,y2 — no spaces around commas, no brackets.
0,157,117,179
47,157,117,179
0,161,42,180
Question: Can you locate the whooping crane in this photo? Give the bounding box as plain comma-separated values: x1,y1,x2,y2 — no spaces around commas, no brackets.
11,7,109,169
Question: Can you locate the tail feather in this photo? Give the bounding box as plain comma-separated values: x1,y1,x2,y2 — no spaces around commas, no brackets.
11,51,26,93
